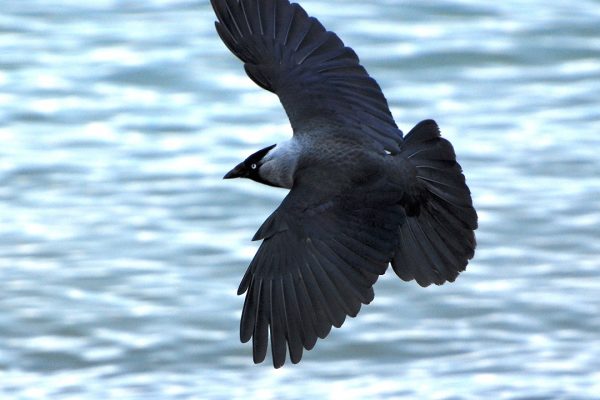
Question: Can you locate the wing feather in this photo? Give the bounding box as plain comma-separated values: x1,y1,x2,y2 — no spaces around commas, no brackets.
211,0,402,151
236,179,403,367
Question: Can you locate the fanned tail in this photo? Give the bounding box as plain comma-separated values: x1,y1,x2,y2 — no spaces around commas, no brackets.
393,120,477,286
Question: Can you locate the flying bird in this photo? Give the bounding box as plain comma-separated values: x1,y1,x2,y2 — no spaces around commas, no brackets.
212,0,477,368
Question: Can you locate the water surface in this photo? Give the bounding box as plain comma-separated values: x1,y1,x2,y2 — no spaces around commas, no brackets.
1,0,599,398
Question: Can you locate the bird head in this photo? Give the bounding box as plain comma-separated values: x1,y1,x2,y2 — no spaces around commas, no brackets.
223,144,277,186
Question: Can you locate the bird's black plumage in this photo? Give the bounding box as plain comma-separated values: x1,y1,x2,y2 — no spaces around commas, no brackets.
212,0,478,368
239,169,405,366
211,0,402,152
391,120,477,286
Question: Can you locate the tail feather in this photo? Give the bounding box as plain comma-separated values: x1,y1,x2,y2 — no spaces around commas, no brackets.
393,120,477,287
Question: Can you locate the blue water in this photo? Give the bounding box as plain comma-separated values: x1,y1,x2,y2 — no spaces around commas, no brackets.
1,0,599,398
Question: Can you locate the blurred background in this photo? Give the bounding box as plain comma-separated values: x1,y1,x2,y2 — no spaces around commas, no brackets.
1,0,599,398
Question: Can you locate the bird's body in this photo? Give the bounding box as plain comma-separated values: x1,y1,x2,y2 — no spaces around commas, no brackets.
212,0,477,368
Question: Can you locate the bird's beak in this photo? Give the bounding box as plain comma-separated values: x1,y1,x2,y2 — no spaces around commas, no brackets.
223,162,247,179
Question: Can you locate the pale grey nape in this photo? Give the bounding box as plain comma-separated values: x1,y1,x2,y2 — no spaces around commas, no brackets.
258,137,302,189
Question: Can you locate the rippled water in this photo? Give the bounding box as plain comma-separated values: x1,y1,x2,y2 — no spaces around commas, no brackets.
1,0,599,398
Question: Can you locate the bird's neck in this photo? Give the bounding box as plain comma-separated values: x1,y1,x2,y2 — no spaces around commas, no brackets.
259,138,302,189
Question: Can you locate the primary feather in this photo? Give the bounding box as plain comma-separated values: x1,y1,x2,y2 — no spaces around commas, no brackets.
212,0,402,153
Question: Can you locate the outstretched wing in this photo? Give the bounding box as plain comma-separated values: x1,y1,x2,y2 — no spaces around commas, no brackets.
238,179,405,368
211,0,403,152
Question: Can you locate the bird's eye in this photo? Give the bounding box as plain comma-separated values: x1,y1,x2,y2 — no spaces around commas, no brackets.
251,163,257,170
